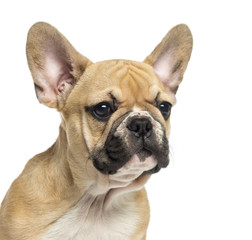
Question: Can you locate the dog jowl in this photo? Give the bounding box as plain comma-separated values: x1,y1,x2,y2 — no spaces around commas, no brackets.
0,22,192,240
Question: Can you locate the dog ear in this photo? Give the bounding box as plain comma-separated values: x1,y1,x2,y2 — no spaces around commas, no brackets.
144,24,193,95
26,22,91,109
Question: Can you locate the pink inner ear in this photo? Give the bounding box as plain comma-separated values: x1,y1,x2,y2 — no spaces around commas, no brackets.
57,75,76,93
153,51,174,83
35,52,75,107
41,53,75,93
153,51,181,93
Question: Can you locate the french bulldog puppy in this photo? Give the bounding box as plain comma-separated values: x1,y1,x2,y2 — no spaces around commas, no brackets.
0,22,192,240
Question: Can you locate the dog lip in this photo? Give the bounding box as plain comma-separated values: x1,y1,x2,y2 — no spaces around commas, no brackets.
136,148,152,162
144,165,161,174
92,158,118,175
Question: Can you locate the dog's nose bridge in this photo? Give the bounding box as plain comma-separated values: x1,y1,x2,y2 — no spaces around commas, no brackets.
127,110,152,119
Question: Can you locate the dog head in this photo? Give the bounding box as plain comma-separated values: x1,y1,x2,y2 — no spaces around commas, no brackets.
26,22,192,186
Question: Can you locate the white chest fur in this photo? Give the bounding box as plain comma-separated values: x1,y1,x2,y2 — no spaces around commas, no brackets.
41,192,138,240
41,154,156,240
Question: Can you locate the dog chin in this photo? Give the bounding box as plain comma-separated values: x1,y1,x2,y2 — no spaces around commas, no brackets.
108,154,157,187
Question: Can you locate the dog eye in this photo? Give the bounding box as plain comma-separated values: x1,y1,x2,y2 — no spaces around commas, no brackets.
93,102,113,121
158,102,172,120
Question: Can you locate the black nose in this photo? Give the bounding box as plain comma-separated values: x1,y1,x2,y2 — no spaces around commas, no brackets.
127,118,152,138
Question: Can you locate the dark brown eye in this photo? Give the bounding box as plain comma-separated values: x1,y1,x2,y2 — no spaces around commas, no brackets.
93,102,113,121
158,102,172,120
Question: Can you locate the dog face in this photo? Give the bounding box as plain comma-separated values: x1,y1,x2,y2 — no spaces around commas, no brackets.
64,60,172,175
26,22,192,184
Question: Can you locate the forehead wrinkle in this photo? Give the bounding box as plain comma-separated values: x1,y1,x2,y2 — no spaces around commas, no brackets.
86,60,160,107
120,62,152,105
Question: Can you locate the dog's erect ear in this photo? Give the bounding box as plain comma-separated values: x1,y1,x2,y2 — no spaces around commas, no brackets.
144,24,193,95
26,22,91,109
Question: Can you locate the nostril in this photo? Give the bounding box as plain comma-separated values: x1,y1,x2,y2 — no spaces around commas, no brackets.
127,118,152,138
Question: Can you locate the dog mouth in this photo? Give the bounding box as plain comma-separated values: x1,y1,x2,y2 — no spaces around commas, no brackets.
136,149,161,174
92,144,167,175
136,148,152,162
91,135,169,175
108,153,158,186
91,113,169,175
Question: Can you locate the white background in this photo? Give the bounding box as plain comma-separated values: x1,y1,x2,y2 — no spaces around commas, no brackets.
0,0,252,239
